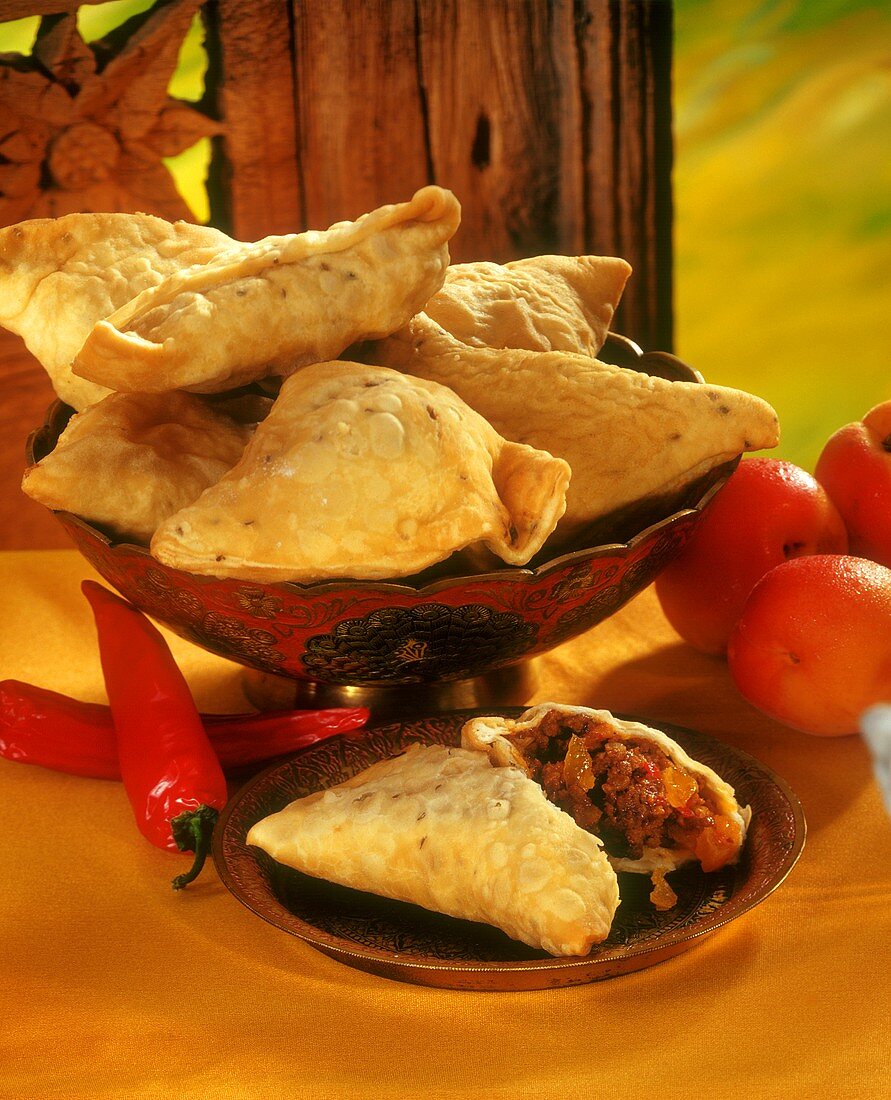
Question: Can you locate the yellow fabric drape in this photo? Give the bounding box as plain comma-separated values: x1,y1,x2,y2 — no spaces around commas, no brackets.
1,551,889,1100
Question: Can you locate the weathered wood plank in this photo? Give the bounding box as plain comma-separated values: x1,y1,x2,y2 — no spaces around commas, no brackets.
637,0,674,352
207,0,302,238
289,0,430,229
578,0,674,350
577,0,619,255
0,1,76,19
418,0,586,262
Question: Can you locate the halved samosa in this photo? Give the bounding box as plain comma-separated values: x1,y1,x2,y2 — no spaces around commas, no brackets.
375,254,631,361
150,362,570,582
370,318,779,545
74,187,462,396
463,704,751,908
0,213,233,409
247,743,620,957
22,391,253,544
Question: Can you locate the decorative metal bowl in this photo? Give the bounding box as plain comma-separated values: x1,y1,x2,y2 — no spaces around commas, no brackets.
26,336,737,702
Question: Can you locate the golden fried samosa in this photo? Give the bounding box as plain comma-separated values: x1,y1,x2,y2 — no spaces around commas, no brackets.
247,743,620,957
74,187,462,396
399,254,632,357
22,392,253,543
151,362,570,582
0,213,233,409
463,704,751,907
370,318,779,545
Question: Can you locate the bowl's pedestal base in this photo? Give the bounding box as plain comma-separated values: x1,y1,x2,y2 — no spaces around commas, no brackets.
241,661,539,719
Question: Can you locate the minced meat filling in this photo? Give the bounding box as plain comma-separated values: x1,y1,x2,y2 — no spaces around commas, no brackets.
516,716,721,861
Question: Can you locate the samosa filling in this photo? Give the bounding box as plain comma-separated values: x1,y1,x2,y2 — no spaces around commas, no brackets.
512,711,741,872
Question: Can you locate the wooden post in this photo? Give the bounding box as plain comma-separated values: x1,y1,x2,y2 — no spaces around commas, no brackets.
212,0,674,350
203,0,302,238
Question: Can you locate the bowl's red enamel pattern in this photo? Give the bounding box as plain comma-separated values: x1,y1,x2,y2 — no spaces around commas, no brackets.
56,503,709,686
28,337,737,687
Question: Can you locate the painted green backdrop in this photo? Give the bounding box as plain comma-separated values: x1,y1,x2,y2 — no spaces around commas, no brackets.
674,0,890,470
1,0,888,472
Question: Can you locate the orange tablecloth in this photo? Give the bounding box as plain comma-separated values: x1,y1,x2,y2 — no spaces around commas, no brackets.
1,550,889,1099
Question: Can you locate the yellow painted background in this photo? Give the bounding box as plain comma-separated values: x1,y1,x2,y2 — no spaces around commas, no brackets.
2,0,888,472
673,0,890,469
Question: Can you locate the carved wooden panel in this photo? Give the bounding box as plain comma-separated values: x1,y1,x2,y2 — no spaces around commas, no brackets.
0,0,219,222
289,0,431,231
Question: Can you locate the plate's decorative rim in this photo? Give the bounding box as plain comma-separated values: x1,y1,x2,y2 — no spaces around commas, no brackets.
212,710,806,986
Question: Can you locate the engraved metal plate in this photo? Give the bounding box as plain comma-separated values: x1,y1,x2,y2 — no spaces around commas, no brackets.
213,710,805,990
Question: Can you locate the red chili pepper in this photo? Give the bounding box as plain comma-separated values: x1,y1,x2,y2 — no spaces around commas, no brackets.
0,680,369,780
82,580,228,890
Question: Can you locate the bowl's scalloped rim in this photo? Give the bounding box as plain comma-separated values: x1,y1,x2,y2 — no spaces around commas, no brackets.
42,472,731,598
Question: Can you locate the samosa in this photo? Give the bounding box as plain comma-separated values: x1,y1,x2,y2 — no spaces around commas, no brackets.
22,391,253,543
247,743,621,957
74,187,461,395
369,317,779,545
151,361,570,582
0,212,232,409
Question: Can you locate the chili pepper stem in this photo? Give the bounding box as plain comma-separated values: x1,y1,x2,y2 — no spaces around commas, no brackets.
170,805,219,891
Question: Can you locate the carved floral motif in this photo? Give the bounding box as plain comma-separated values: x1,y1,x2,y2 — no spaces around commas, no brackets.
0,2,217,225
